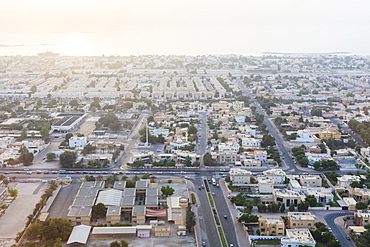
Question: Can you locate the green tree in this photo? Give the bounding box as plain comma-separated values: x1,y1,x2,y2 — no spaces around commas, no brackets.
356,201,368,210
188,125,198,135
9,189,18,197
305,195,317,207
311,108,323,117
46,152,56,161
20,127,28,140
261,134,275,147
289,204,295,212
59,151,77,168
40,125,50,142
161,185,175,197
92,203,106,220
186,209,196,232
38,218,72,241
110,241,120,247
120,239,129,247
18,152,34,165
141,173,150,179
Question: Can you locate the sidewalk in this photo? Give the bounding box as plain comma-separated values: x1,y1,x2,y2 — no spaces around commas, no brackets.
219,178,250,247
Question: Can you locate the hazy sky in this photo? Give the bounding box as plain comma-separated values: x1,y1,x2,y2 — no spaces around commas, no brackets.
1,0,370,55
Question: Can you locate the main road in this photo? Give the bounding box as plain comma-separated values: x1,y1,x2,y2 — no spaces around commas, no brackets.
324,212,355,247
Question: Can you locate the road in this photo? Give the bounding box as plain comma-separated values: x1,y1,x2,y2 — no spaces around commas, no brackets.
192,174,222,247
210,177,239,247
324,212,355,247
197,112,208,167
329,117,368,148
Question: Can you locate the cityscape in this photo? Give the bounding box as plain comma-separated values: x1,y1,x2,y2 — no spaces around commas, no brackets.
0,53,369,247
2,1,370,247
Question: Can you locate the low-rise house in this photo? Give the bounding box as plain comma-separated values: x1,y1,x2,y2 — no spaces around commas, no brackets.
254,150,267,162
273,189,304,207
229,168,252,184
287,212,315,229
281,229,316,247
69,136,87,148
348,188,370,203
257,176,274,194
288,180,302,193
305,188,334,204
354,210,370,226
263,169,286,184
337,175,361,188
299,174,322,188
258,217,285,236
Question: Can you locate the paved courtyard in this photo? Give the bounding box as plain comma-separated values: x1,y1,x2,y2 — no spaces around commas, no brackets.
0,182,47,246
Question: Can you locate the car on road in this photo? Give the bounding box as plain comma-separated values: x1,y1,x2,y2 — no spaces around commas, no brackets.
229,244,234,247
224,215,227,219
346,236,351,240
198,187,202,190
202,241,206,246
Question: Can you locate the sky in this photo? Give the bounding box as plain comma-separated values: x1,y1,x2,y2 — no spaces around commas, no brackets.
0,0,370,56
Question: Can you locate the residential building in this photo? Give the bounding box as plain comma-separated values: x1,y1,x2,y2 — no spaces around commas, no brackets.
299,174,322,187
281,229,316,247
288,180,301,193
348,188,370,203
354,210,370,226
273,189,303,206
258,217,285,236
69,136,87,148
337,175,361,188
241,137,261,149
305,188,334,204
287,212,315,229
254,150,267,162
229,168,252,184
263,169,286,184
257,176,274,194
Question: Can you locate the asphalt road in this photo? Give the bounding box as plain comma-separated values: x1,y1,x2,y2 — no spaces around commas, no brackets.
324,212,355,247
48,182,81,219
197,112,208,167
210,178,239,247
192,175,222,247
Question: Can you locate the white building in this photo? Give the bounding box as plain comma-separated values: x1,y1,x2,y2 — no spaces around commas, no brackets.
230,168,252,184
299,175,322,188
337,175,361,188
263,169,286,184
288,180,302,193
69,137,88,148
241,137,261,149
257,176,274,193
254,150,267,162
305,188,334,204
291,129,317,143
281,229,316,247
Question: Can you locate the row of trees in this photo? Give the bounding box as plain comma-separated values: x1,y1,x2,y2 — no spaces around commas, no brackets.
95,113,122,131
348,119,370,146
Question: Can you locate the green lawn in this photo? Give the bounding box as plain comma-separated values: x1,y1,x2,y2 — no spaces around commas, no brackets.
255,239,280,245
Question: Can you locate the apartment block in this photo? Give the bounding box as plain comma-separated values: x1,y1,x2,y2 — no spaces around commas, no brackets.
258,217,285,236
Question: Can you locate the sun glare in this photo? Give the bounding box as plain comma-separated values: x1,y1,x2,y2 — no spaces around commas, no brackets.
58,33,91,56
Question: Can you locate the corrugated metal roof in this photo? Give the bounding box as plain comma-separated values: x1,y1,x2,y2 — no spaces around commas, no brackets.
67,225,91,244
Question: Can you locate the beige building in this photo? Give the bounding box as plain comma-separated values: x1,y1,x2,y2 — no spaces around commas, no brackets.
258,217,285,236
167,197,188,225
281,229,316,247
273,189,303,207
348,188,370,203
287,212,315,229
354,210,370,226
299,174,322,187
